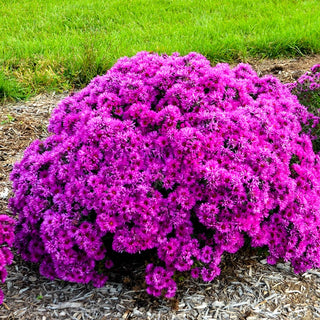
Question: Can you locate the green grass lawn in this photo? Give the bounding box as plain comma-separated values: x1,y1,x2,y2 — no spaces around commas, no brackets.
1,0,320,101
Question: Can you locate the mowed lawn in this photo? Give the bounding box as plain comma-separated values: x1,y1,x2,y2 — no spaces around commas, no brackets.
1,0,320,99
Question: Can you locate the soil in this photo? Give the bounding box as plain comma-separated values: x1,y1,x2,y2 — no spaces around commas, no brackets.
0,54,320,320
242,54,320,83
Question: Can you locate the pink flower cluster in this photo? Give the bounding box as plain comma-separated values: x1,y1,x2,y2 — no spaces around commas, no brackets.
9,52,320,298
287,64,320,153
288,64,320,93
0,215,15,304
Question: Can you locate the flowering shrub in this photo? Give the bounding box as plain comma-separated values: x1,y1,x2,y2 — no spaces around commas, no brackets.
0,215,15,304
287,64,320,153
10,52,320,298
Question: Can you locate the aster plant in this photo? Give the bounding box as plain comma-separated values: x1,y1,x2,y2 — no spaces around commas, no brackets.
9,52,320,298
0,215,15,304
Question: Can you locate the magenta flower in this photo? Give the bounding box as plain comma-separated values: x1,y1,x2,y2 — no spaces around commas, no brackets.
9,52,320,298
0,215,15,304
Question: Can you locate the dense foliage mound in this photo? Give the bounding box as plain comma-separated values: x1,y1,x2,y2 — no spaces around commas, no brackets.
10,52,320,298
0,215,15,304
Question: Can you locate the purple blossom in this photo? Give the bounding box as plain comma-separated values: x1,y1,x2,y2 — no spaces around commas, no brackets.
0,215,15,304
9,52,320,298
